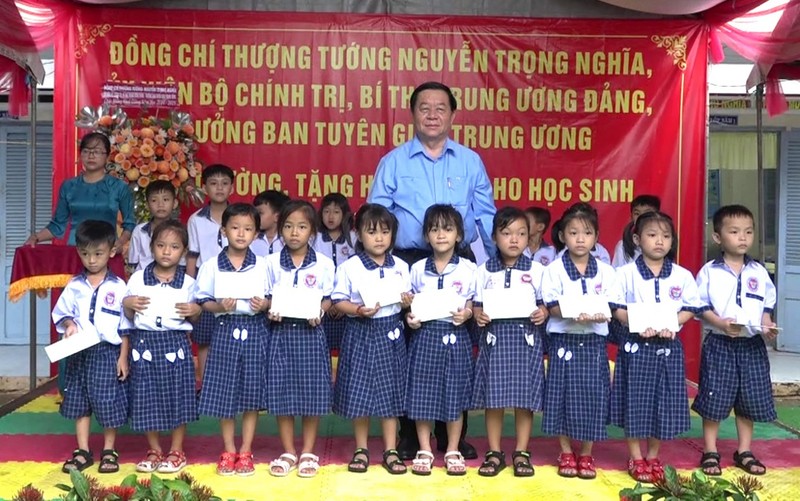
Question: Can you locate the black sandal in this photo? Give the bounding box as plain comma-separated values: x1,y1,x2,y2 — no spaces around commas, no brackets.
98,449,120,474
699,451,722,476
512,450,535,477
381,449,407,475
62,448,93,473
478,450,506,477
733,450,766,476
348,448,369,473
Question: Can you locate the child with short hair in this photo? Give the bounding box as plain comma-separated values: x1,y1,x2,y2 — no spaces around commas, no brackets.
332,203,412,475
251,189,291,257
693,204,778,477
186,164,235,381
53,220,130,475
265,200,336,478
128,180,180,272
195,203,270,477
121,220,202,474
524,206,556,266
612,195,661,268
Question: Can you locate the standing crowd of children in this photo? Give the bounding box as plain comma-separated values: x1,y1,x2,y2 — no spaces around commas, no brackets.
52,164,779,482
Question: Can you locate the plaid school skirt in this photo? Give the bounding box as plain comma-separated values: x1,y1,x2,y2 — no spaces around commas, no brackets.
128,329,198,432
333,314,406,419
191,310,215,345
323,314,346,352
542,333,610,441
405,321,474,422
198,314,269,419
691,334,776,423
471,319,546,411
60,341,129,429
266,320,332,416
609,331,689,440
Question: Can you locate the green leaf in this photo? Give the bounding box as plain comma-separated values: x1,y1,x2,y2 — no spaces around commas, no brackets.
664,465,679,485
164,479,193,500
55,483,73,492
693,468,708,483
69,469,90,501
150,474,166,497
121,474,139,487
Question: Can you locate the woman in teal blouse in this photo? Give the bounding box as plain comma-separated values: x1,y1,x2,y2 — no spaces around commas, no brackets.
26,132,135,253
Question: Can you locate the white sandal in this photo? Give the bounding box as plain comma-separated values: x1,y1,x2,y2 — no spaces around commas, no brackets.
412,450,434,476
445,450,467,476
269,452,297,477
297,452,320,478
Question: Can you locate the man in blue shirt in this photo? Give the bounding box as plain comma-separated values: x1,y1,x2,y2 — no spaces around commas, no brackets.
369,81,496,461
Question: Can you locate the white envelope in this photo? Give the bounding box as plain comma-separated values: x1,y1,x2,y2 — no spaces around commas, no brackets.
214,272,264,299
482,288,536,320
627,302,680,333
359,275,405,308
270,285,323,319
411,288,466,322
45,329,101,363
558,294,612,319
139,285,189,320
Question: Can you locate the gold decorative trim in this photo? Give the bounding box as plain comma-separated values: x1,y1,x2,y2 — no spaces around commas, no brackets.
75,23,112,59
651,35,687,71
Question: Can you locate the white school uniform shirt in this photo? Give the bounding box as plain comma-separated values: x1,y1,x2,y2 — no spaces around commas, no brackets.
311,230,357,268
266,246,335,302
128,221,187,272
542,253,617,335
611,239,642,269
473,254,544,313
609,256,707,333
410,254,477,322
696,255,776,337
250,232,284,257
188,205,227,269
119,264,197,332
52,271,127,345
195,248,269,316
556,243,611,265
331,252,411,318
524,242,558,267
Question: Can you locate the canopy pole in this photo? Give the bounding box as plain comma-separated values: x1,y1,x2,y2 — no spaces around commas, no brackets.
29,80,38,391
756,83,766,263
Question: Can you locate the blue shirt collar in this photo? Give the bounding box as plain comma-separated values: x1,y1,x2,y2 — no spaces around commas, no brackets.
635,255,672,280
485,253,532,273
357,251,395,270
78,269,121,284
217,247,257,272
279,246,317,270
713,253,755,266
561,252,598,281
142,261,186,288
141,222,152,235
408,135,456,159
423,253,460,275
320,230,346,244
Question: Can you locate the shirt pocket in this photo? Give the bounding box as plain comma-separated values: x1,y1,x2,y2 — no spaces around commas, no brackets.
396,175,426,207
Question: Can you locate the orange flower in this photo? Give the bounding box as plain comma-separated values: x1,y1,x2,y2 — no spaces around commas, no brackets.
140,144,155,158
154,145,165,157
140,165,151,175
176,151,186,163
156,161,171,174
114,153,127,163
140,127,155,139
167,171,176,180
167,129,177,138
132,129,142,138
142,138,155,147
171,177,182,188
169,160,180,172
131,147,142,158
98,115,113,127
137,176,150,188
182,124,194,135
125,168,140,181
155,134,167,145
121,160,132,171
177,168,189,182
166,141,181,155
158,174,170,181
162,151,172,162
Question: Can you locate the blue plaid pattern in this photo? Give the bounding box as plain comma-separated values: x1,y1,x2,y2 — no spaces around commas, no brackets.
266,320,332,416
60,342,129,428
279,246,317,271
471,320,545,411
406,321,474,422
142,262,187,288
562,252,599,281
323,315,346,351
218,247,257,271
542,333,610,441
357,251,395,270
609,331,689,439
484,254,532,273
333,314,406,418
128,329,198,431
198,314,269,418
692,334,776,422
191,310,215,345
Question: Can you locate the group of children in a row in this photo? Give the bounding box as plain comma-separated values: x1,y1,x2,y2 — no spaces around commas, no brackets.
54,163,777,483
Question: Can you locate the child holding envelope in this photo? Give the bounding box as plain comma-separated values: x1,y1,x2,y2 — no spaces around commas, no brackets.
264,201,336,478
471,207,548,478
608,212,706,483
405,205,477,476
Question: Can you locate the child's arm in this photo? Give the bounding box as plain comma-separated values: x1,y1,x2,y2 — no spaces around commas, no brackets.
117,336,129,381
761,311,778,340
186,255,198,278
60,318,79,338
122,295,150,321
451,300,474,326
701,309,741,337
203,299,236,314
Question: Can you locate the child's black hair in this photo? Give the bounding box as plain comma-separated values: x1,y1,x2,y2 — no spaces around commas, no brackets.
279,200,318,235
560,202,599,235
201,163,235,183
354,203,398,251
423,204,464,243
79,132,111,156
492,206,528,236
632,211,678,261
145,179,176,199
75,220,116,249
222,202,260,229
319,193,354,248
550,218,564,253
150,219,189,250
712,204,754,234
631,194,661,213
253,189,291,212
622,220,637,262
524,206,552,232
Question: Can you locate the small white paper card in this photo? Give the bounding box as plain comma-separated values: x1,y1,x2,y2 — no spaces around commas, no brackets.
270,285,323,319
214,272,264,299
411,288,466,322
359,275,405,308
45,329,101,363
140,285,189,320
482,288,536,320
558,294,612,319
627,302,679,333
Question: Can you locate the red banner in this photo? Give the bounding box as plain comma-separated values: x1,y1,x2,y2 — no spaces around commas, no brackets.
53,9,708,378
